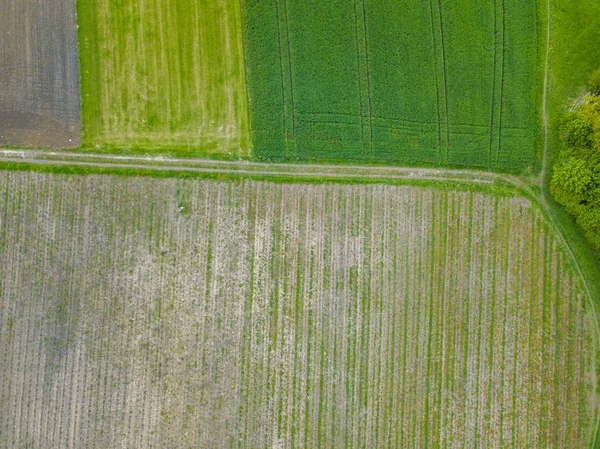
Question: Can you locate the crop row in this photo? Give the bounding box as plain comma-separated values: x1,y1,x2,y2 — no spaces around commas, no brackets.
0,171,595,448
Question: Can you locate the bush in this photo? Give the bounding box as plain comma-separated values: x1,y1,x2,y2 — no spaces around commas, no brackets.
550,158,592,215
552,93,600,251
578,94,600,151
552,157,594,195
561,115,593,151
577,205,600,232
588,68,600,95
577,206,600,249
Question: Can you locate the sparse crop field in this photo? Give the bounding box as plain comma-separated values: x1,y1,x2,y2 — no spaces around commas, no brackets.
0,171,597,448
244,0,538,170
0,0,81,148
77,0,249,156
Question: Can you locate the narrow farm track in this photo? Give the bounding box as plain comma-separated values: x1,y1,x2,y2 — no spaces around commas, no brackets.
539,0,552,189
0,162,598,448
537,0,600,443
0,149,511,184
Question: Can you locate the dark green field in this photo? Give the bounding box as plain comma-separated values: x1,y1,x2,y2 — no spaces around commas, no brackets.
243,0,539,170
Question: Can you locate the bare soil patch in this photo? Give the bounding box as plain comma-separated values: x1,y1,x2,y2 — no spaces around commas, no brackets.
0,171,596,448
0,0,81,148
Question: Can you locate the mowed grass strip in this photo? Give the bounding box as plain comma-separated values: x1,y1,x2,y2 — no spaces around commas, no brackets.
0,171,597,448
77,0,249,156
243,0,538,171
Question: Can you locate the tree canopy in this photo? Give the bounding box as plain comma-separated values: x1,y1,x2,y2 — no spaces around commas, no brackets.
551,81,600,251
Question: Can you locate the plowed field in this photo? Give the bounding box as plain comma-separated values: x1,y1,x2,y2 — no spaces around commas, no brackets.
0,171,596,448
0,0,81,148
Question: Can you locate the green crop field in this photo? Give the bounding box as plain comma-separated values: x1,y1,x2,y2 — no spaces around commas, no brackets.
0,171,597,448
243,0,539,170
77,0,249,156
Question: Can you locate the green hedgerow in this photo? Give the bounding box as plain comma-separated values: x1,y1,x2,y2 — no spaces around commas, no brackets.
588,68,600,95
561,115,594,151
552,92,600,251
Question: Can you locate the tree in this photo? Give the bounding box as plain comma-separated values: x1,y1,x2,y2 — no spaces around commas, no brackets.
561,114,593,151
588,68,600,95
550,157,593,214
551,80,600,251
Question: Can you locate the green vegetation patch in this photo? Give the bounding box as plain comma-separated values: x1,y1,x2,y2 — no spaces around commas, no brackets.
551,93,600,249
544,0,600,304
243,0,538,171
545,0,600,170
77,0,250,156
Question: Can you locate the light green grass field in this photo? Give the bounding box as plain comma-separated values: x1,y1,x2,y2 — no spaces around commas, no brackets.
244,0,539,171
545,0,600,172
77,0,249,156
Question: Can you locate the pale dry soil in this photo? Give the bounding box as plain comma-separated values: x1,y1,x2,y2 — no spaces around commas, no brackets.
0,171,596,448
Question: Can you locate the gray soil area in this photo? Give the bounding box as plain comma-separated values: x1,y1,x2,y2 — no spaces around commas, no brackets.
0,0,81,148
0,171,596,448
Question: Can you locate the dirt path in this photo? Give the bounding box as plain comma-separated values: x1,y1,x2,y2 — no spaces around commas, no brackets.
537,0,600,441
0,149,515,184
539,0,552,191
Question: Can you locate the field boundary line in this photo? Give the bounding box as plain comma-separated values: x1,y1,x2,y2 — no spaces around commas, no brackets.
273,0,289,155
434,0,451,161
359,0,374,156
427,0,444,159
0,150,510,179
352,0,366,151
0,150,507,186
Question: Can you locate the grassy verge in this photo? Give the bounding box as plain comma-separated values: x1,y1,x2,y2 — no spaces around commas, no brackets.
544,0,600,175
542,2,600,444
0,160,519,195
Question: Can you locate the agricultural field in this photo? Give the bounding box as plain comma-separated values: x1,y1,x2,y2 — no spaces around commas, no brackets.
0,0,81,148
244,0,539,170
76,0,249,156
0,171,597,448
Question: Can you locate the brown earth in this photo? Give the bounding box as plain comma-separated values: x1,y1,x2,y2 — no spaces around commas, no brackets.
0,0,81,148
